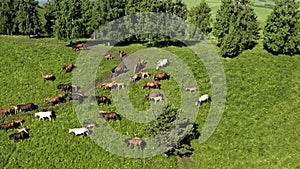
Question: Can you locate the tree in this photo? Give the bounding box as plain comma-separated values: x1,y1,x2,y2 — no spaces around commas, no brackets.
188,0,212,35
43,0,61,36
0,0,17,35
263,0,300,55
145,104,200,157
54,0,92,40
213,0,260,58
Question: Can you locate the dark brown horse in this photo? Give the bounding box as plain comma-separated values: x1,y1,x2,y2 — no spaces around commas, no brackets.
57,83,80,92
9,131,29,141
67,93,87,104
99,111,121,120
124,137,146,150
154,71,170,81
91,96,111,105
61,63,75,73
142,81,160,89
12,103,38,113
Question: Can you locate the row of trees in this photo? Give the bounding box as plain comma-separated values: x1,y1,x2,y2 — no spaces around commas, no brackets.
0,0,299,57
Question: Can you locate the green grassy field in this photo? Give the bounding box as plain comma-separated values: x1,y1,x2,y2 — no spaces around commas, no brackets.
0,34,299,169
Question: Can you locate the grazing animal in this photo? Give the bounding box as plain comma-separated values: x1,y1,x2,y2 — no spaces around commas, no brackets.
0,108,14,117
57,83,80,92
156,59,169,70
186,87,198,93
83,122,99,129
124,137,146,150
0,120,21,130
112,65,128,76
154,71,170,81
142,81,160,89
99,111,121,120
104,53,113,60
119,50,126,58
144,90,163,100
16,127,29,133
131,70,151,82
61,63,75,73
100,82,115,90
45,94,67,105
1,122,15,130
195,94,211,106
72,43,87,51
69,128,89,136
12,103,38,113
41,72,56,81
112,82,126,89
91,96,111,105
67,93,87,103
13,119,24,126
9,131,29,141
149,96,164,103
34,111,55,120
134,58,146,73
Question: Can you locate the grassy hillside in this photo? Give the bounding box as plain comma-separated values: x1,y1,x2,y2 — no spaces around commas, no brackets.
0,35,299,168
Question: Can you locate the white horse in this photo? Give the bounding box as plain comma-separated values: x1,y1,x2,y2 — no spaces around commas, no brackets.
156,59,169,70
69,128,89,136
34,111,54,120
195,94,211,106
149,96,164,103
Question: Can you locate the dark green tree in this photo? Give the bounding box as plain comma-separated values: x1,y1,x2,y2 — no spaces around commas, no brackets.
0,0,17,35
43,0,61,36
188,0,212,35
213,0,259,57
263,0,300,55
145,104,200,157
54,0,91,40
15,0,41,36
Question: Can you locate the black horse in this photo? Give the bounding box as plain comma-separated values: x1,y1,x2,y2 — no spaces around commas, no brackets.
91,96,111,105
9,131,29,141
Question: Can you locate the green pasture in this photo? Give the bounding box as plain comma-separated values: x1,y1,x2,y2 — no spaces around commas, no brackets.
0,35,299,168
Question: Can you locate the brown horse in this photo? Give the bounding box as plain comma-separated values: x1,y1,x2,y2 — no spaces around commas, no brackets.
72,43,87,50
104,53,113,60
45,94,67,105
119,50,126,58
134,58,146,73
124,137,146,150
41,72,56,81
61,63,75,73
0,108,14,117
99,111,121,120
142,81,160,89
112,65,128,76
100,82,115,90
144,90,163,100
154,71,170,81
1,120,21,130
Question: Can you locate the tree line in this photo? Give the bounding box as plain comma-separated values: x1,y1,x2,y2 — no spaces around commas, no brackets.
0,0,299,57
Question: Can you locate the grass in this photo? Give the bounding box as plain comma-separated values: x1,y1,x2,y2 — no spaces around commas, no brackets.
0,35,299,168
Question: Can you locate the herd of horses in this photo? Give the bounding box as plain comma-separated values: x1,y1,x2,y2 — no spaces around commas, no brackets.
1,43,211,151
